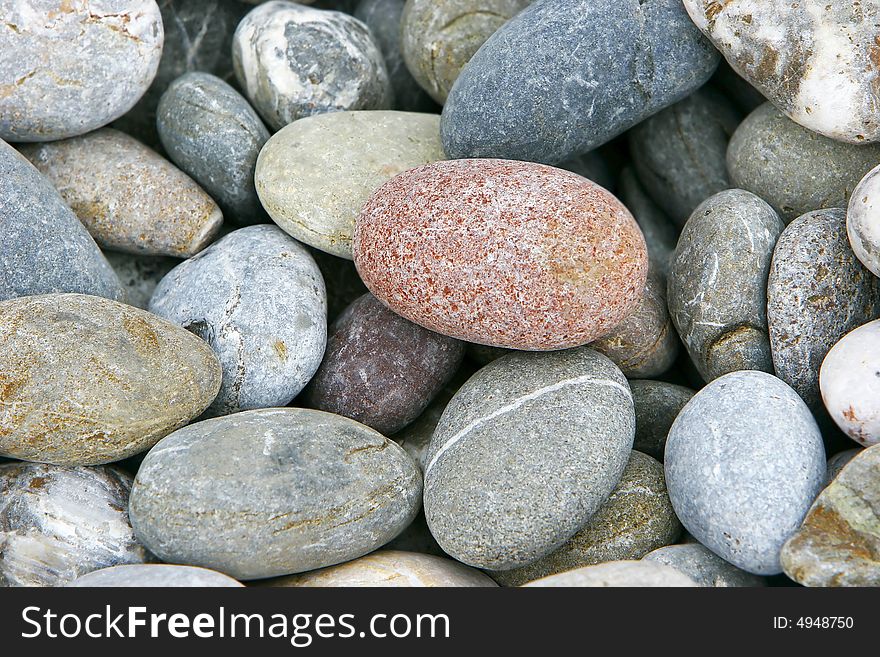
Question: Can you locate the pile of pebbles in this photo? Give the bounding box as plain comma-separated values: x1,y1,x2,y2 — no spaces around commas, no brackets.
1,0,879,588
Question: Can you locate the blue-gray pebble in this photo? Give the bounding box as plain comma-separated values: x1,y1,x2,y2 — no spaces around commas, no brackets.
665,370,825,575
440,0,719,165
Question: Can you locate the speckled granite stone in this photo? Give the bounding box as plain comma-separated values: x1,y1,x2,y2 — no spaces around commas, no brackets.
0,139,124,302
644,543,765,587
1,463,149,587
129,408,422,579
354,159,648,350
0,1,163,142
440,0,719,164
69,564,243,587
149,225,327,416
424,348,634,570
629,380,695,460
523,560,697,587
665,370,826,575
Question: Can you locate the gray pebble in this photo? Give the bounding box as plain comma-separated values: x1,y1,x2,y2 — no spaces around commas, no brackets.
727,103,880,223
523,560,697,587
629,88,740,226
618,167,678,281
0,139,124,302
1,463,149,587
767,209,880,411
440,0,718,165
129,408,422,579
149,225,327,415
104,251,178,310
665,370,826,575
668,189,784,382
68,564,243,588
629,380,695,460
158,72,270,225
424,348,634,570
644,544,766,587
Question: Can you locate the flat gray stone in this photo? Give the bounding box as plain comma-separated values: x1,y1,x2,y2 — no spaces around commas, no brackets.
629,380,695,460
644,543,766,587
68,564,243,588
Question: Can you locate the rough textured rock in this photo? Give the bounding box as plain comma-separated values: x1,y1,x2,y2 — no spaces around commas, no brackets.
781,444,880,587
768,209,880,411
727,103,880,223
644,544,766,587
69,564,243,588
424,348,634,570
629,88,739,225
266,550,496,587
20,129,223,257
0,293,222,465
847,163,880,278
0,139,124,302
668,189,784,381
149,225,327,416
354,159,648,350
233,1,391,130
158,72,270,225
0,1,163,142
440,0,719,165
400,0,530,105
256,110,445,259
491,451,680,587
523,560,697,587
0,463,149,587
820,319,880,448
304,293,463,434
618,167,678,278
104,251,178,310
590,273,678,378
129,408,422,579
665,370,826,575
629,380,695,460
683,1,880,143
827,448,863,483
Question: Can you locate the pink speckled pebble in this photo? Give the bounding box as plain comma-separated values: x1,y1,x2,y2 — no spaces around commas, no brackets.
352,159,649,350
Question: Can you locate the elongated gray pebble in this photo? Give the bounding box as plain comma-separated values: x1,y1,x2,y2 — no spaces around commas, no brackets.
158,72,270,225
644,544,765,587
523,561,697,587
149,225,327,416
424,348,634,570
630,380,695,460
665,371,826,575
129,408,422,579
68,564,243,588
668,189,784,382
0,139,124,302
1,463,148,587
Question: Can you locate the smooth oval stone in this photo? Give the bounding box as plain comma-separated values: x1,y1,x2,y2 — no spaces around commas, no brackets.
424,348,634,570
114,0,248,147
232,1,391,131
827,448,863,483
768,209,880,411
0,139,124,302
20,129,223,257
820,319,880,448
590,273,678,379
400,0,530,105
0,1,163,141
440,0,718,165
354,159,649,350
129,408,422,579
491,451,680,587
256,110,445,259
683,1,880,143
0,293,222,465
668,189,784,382
728,103,880,224
0,463,148,587
665,370,826,575
267,550,496,587
149,225,327,416
158,72,270,225
304,293,463,435
618,167,678,278
629,380,695,460
848,164,880,278
105,251,178,311
68,564,243,588
354,0,434,111
781,444,880,587
629,88,739,225
644,544,766,587
523,561,697,587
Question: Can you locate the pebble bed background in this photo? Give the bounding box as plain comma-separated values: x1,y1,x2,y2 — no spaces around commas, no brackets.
0,0,878,588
